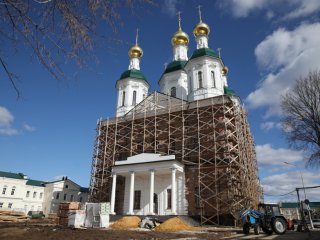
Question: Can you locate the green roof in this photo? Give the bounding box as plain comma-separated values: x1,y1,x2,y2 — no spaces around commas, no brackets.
163,60,187,74
281,202,320,208
224,86,236,96
26,179,45,187
0,171,26,179
190,48,219,60
80,187,89,193
119,69,148,83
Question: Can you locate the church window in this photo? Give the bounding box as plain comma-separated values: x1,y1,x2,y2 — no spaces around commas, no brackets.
132,90,137,105
211,71,216,88
122,91,126,106
170,87,176,97
134,190,141,209
198,71,203,88
26,191,30,197
11,186,16,195
167,189,172,209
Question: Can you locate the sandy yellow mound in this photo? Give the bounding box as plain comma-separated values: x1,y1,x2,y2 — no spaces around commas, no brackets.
110,216,141,229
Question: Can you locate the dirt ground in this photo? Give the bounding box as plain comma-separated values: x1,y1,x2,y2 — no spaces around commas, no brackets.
0,220,234,240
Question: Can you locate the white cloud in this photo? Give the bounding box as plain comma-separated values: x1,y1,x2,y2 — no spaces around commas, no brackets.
260,121,281,131
220,0,320,20
246,23,320,117
162,0,178,17
256,144,303,167
0,106,18,136
23,123,36,132
262,171,320,202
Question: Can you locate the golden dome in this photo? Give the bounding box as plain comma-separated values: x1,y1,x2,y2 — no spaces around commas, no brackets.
222,66,229,75
128,44,143,58
193,21,210,37
171,30,189,46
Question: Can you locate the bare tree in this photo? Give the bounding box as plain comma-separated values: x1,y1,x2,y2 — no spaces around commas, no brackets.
0,0,153,97
281,70,320,166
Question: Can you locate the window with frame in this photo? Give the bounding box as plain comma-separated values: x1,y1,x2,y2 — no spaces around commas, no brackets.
189,77,192,93
132,90,137,105
26,191,30,197
170,87,176,97
39,192,43,199
167,189,172,209
8,203,13,209
2,185,7,195
122,91,126,106
56,193,60,199
198,71,203,88
70,195,74,201
11,186,16,195
33,191,37,198
134,190,141,210
0,202,3,208
63,193,67,200
211,71,215,88
79,196,83,202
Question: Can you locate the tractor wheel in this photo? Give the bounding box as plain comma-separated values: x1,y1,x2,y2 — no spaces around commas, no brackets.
254,225,259,235
243,223,250,234
262,227,273,235
271,218,287,235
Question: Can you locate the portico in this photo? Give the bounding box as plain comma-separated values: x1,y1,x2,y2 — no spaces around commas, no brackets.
110,153,187,216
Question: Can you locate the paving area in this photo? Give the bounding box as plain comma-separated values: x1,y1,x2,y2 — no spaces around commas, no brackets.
1,221,319,240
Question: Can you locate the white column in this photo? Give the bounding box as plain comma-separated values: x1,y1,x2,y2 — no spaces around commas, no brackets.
128,171,135,215
110,173,117,214
149,169,155,215
171,167,177,215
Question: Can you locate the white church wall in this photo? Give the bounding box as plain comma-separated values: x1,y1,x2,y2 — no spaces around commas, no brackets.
159,71,188,100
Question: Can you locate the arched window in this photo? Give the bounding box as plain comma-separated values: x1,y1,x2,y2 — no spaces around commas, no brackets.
132,90,137,105
122,91,126,106
198,71,203,88
211,71,216,88
2,185,7,195
11,186,16,196
170,87,176,97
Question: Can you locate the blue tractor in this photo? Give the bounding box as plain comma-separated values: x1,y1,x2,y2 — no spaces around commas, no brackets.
240,203,287,235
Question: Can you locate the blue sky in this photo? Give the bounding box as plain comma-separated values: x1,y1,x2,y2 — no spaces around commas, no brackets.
1,0,319,203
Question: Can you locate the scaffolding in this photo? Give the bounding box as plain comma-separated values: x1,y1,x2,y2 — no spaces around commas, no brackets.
89,92,260,225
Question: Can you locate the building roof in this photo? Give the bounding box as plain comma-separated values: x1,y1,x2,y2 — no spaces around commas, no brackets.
190,48,219,60
224,86,236,96
0,171,27,180
281,202,320,208
80,187,89,193
119,69,148,83
26,179,45,187
163,60,187,74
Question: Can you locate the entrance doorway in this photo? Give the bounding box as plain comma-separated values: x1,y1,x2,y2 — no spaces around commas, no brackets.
153,193,158,214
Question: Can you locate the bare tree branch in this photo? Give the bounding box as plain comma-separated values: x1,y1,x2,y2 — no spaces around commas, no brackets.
281,70,320,167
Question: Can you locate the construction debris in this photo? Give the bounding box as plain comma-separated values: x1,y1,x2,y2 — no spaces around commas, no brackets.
139,217,162,229
0,210,28,222
57,202,81,226
110,216,141,229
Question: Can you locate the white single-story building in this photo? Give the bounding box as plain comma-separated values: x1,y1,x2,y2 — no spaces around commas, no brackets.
110,153,188,216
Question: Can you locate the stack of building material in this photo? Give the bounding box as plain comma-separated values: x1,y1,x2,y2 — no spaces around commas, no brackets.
57,202,81,226
0,210,28,222
48,213,59,224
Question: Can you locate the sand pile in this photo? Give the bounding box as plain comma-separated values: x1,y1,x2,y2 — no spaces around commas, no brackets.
110,216,141,229
155,217,201,232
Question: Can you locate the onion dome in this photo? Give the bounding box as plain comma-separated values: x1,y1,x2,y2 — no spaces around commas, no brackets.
193,22,210,37
171,30,189,46
128,29,143,58
128,44,143,58
222,66,229,76
171,12,189,46
193,5,210,37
